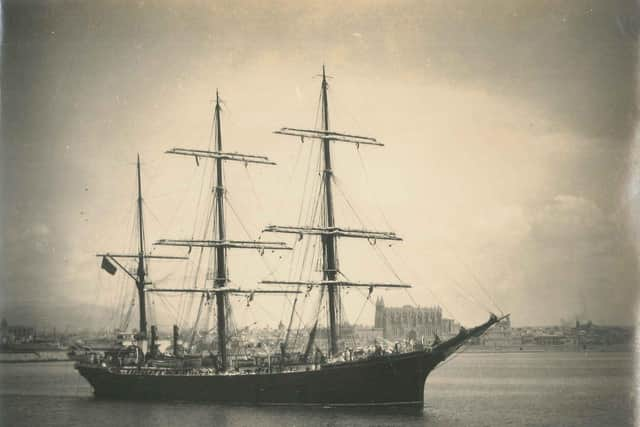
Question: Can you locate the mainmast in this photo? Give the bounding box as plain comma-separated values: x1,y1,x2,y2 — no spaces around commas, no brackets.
156,90,292,371
136,154,148,340
319,67,340,356
212,91,228,369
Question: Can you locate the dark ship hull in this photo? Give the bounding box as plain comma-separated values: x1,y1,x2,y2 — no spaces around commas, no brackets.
79,350,433,407
76,316,500,407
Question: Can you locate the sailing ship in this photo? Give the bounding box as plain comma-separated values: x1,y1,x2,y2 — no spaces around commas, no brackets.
75,68,504,408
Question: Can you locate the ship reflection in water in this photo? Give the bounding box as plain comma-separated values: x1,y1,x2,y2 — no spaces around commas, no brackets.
0,352,634,427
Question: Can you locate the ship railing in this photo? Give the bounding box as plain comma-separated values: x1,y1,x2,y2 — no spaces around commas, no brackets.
114,367,220,376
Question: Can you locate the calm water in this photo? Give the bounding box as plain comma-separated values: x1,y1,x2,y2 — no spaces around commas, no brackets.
0,352,635,427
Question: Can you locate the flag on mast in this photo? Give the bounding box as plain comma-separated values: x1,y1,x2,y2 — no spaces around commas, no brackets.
101,256,117,275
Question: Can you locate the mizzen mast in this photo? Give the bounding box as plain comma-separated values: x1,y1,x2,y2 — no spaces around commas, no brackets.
97,156,188,342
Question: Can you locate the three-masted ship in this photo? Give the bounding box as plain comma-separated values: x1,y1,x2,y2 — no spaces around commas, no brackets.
76,68,503,408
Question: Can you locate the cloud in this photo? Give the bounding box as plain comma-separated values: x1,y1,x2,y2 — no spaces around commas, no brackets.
491,195,637,325
531,195,610,246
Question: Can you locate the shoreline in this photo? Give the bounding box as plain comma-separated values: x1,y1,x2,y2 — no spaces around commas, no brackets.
462,345,632,353
0,350,70,363
0,359,72,364
1,348,633,364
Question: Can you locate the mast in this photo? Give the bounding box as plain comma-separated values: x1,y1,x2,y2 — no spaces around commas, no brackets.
320,66,340,356
213,91,228,370
136,154,147,340
265,67,412,359
98,158,188,341
157,91,291,370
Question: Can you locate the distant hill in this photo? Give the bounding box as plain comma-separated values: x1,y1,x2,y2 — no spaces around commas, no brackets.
0,301,118,332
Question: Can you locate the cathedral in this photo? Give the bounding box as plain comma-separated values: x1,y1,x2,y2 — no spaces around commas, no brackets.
374,298,458,341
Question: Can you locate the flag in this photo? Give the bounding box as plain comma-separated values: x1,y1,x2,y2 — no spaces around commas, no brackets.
101,256,117,275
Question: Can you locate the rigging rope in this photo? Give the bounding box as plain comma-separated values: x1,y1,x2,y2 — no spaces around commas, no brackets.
141,198,162,226
109,196,139,330
243,165,264,212
225,194,279,279
456,255,503,315
386,244,457,320
449,277,495,314
177,203,213,329
331,175,368,229
188,293,207,351
281,146,325,344
174,174,209,327
355,148,395,232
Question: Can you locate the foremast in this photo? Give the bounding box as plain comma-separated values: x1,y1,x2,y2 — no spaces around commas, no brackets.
319,67,340,356
212,91,228,369
264,67,411,358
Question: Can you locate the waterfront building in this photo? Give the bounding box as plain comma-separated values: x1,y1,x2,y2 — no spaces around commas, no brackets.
0,319,36,345
534,334,569,345
374,298,457,341
470,316,514,347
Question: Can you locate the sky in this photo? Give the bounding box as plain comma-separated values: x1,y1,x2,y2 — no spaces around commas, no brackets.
1,0,639,331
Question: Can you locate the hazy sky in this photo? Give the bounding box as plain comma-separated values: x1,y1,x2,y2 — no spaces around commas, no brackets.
2,0,639,331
